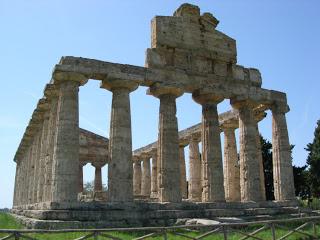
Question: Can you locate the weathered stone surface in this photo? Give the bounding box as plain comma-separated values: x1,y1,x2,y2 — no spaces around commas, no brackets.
179,146,188,199
272,103,295,201
104,83,137,202
188,138,202,201
52,80,81,203
152,91,182,203
223,127,240,202
232,100,263,202
11,3,298,229
133,161,142,196
141,157,151,197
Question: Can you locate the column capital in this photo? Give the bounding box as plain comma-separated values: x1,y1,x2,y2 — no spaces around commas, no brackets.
44,84,59,98
221,122,237,131
91,162,106,168
147,83,183,98
192,89,224,105
231,99,259,110
52,71,88,86
101,78,139,92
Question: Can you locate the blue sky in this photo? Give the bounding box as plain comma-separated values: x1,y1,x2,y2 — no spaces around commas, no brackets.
0,0,319,208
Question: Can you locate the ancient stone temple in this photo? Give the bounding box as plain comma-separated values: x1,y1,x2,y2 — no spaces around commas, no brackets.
12,4,299,229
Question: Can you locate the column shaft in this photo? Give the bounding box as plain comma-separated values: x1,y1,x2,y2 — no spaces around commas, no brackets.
78,165,84,193
201,103,225,202
237,105,262,202
133,162,142,196
37,112,50,202
223,128,240,202
179,147,188,199
150,153,158,198
52,81,80,202
141,158,151,197
43,96,58,202
108,88,134,202
188,139,202,201
94,166,103,192
272,106,295,200
157,94,181,202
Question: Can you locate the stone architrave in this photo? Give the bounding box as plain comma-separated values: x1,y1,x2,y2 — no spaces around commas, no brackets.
148,85,183,203
272,103,295,201
179,146,188,199
101,78,138,202
188,137,202,201
51,73,87,203
232,100,263,202
193,91,225,202
141,157,151,197
222,126,241,202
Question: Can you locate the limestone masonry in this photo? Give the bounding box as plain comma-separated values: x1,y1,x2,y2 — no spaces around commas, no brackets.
12,4,299,228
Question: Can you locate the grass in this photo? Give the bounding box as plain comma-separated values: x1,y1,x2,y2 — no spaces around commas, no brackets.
0,212,320,239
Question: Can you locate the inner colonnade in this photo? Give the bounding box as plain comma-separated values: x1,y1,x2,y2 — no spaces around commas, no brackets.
12,3,296,220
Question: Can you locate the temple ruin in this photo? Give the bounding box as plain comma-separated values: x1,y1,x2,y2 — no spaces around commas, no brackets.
12,4,300,229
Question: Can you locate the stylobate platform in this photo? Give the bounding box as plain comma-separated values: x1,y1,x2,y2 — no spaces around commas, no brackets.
11,200,311,229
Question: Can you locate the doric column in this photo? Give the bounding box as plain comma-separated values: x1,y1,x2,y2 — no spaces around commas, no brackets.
43,84,59,202
188,137,202,201
193,91,225,202
101,78,138,202
272,103,295,200
133,161,142,196
13,161,21,207
255,124,266,201
148,85,183,203
78,164,84,193
179,146,188,199
231,100,263,202
141,157,151,197
51,72,87,203
28,136,37,204
36,101,50,203
222,126,240,202
93,163,104,192
150,151,158,198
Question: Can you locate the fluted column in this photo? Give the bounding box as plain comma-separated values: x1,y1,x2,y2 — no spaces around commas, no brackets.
150,152,158,198
272,103,295,201
232,100,263,202
179,146,188,199
188,137,202,201
78,164,84,193
43,84,59,202
93,163,103,192
255,124,266,201
222,126,240,202
148,85,183,203
101,79,138,202
193,91,225,202
133,161,142,196
28,137,37,204
36,102,50,203
51,73,86,203
141,157,151,197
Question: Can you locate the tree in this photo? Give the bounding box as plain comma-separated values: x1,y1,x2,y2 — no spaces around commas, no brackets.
292,165,310,199
306,120,320,197
260,135,274,200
